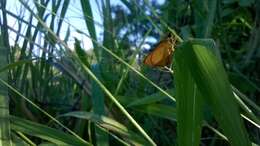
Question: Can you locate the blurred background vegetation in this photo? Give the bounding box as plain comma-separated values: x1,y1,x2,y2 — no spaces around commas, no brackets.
0,0,259,145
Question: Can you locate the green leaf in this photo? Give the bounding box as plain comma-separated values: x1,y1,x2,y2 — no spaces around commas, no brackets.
174,46,203,146
132,104,177,121
80,0,99,60
239,0,254,7
10,116,91,146
91,64,108,146
60,111,150,146
74,38,90,67
126,89,175,107
0,60,33,74
175,39,251,146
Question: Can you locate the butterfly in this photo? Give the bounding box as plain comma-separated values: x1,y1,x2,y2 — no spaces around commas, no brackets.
143,33,176,67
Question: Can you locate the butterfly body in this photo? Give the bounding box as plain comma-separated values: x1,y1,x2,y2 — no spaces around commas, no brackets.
143,34,176,67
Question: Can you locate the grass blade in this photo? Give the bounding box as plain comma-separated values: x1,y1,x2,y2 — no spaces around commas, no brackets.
91,64,108,146
10,116,91,146
0,0,12,144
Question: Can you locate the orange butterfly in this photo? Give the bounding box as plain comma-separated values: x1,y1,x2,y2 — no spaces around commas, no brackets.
143,33,176,67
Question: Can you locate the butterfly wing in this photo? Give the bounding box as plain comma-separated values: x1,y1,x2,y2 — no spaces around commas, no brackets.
144,39,173,67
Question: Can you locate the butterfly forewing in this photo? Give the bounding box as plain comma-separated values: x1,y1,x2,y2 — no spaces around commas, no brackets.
151,40,168,65
144,38,174,67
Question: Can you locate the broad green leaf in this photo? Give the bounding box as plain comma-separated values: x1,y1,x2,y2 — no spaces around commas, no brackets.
174,46,203,146
176,39,251,146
